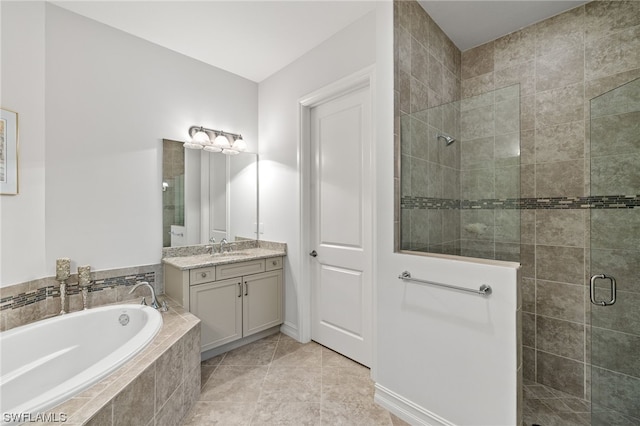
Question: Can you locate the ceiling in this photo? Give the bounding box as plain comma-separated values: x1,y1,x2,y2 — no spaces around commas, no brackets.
52,1,589,83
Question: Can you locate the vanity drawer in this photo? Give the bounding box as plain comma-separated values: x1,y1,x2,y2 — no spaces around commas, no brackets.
190,267,216,285
216,259,265,280
265,257,283,271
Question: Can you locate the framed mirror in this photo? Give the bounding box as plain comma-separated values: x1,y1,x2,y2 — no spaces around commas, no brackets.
162,139,258,247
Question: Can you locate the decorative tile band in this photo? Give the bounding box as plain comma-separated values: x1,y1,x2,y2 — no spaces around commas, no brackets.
401,195,640,210
0,271,156,312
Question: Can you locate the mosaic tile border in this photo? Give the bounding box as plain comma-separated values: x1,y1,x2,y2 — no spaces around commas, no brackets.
0,271,156,312
401,195,640,210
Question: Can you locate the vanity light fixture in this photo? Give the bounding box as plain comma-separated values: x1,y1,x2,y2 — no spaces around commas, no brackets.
186,125,247,155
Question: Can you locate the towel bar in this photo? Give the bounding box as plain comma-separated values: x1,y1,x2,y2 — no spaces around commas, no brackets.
398,271,492,297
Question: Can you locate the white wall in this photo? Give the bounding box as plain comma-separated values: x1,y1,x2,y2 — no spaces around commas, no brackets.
372,5,520,425
0,3,258,287
258,10,377,338
0,2,47,286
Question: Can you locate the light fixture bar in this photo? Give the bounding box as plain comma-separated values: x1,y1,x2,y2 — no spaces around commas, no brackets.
187,125,242,141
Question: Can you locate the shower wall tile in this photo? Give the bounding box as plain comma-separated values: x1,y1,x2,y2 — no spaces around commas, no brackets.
590,248,640,294
584,1,640,42
535,83,584,128
523,312,536,347
520,244,535,279
398,71,411,114
590,152,640,195
410,77,430,113
410,117,430,161
494,26,536,71
591,112,640,158
536,280,584,323
591,290,640,337
523,347,536,382
520,210,534,244
460,136,494,170
535,210,585,248
536,245,585,285
585,68,640,101
591,327,640,378
591,367,640,420
591,209,640,251
495,98,520,135
520,164,535,198
461,41,494,80
460,105,494,140
461,72,494,98
522,277,535,313
427,52,444,95
535,5,584,58
535,160,585,198
585,25,640,81
536,315,584,361
495,61,535,97
535,121,585,163
494,166,520,199
408,1,429,47
536,350,584,398
536,49,585,93
411,38,430,85
520,95,535,131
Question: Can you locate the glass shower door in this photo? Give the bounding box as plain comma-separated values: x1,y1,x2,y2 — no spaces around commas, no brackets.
589,77,640,425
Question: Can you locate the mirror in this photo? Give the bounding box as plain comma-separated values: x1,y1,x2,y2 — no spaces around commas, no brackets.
162,139,258,247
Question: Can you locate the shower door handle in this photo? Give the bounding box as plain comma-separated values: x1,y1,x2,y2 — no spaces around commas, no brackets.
590,274,616,306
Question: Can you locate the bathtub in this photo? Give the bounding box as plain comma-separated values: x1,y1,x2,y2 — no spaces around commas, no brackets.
0,304,162,425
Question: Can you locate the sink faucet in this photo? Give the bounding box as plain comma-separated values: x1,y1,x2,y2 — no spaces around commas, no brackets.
207,237,217,255
220,238,231,253
129,281,167,311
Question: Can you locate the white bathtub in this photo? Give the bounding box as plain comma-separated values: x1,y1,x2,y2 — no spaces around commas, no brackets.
0,304,162,425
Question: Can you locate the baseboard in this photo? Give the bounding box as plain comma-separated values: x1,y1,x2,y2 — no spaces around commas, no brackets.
279,321,300,341
374,383,456,426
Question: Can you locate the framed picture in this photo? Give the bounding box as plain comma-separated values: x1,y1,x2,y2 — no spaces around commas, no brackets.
0,108,18,195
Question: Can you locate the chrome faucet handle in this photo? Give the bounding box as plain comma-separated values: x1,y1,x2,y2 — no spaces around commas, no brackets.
159,300,169,312
140,297,148,306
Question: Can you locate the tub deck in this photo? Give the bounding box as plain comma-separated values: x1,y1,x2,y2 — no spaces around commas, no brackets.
22,299,200,426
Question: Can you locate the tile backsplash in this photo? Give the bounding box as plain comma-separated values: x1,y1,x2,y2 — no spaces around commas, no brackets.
0,263,161,332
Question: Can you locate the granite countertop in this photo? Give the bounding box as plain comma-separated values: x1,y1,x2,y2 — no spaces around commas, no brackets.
162,246,286,270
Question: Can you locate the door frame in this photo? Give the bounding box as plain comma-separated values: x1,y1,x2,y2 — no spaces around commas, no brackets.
297,65,377,367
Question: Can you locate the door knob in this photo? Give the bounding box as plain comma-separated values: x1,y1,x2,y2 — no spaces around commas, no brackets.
309,250,318,257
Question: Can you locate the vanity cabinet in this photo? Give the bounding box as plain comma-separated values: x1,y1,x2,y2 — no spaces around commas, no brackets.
165,257,283,353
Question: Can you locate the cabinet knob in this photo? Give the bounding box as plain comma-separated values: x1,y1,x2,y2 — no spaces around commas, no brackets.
201,272,207,278
272,260,277,266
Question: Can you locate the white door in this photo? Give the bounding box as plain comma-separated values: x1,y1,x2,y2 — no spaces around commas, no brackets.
310,85,372,367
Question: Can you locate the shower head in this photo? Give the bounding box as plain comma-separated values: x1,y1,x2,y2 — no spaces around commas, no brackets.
437,133,456,146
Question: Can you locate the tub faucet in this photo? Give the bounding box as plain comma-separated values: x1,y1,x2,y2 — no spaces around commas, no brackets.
129,281,168,312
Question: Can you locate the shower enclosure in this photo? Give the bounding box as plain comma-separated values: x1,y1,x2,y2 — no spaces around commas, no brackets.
589,77,640,425
400,84,521,262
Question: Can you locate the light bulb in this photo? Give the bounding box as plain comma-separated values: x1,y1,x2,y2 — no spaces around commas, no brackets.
222,148,240,155
203,145,222,153
192,129,210,146
232,136,247,152
213,133,231,149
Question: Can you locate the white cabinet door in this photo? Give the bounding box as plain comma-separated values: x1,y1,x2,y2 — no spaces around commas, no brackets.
310,85,373,367
190,278,242,352
243,270,283,336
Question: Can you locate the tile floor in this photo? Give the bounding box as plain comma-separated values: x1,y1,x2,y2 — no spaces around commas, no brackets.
183,333,409,425
523,381,591,426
